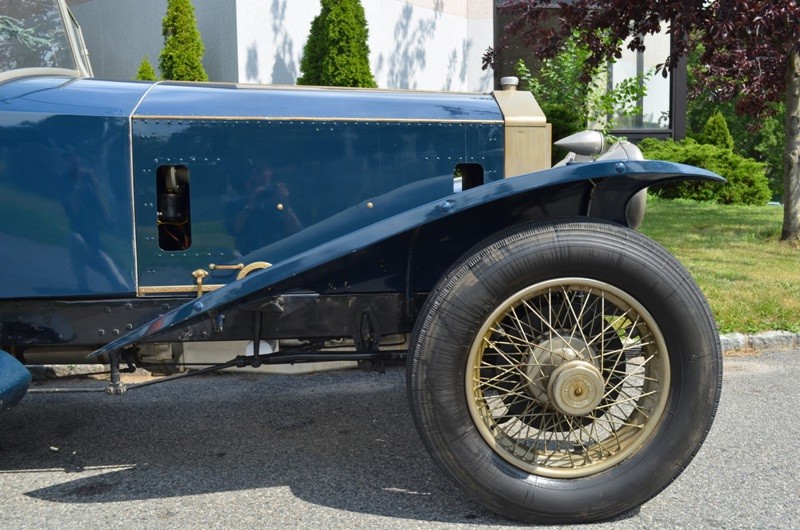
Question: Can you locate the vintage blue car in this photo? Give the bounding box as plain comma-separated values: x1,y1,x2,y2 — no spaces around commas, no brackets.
0,0,723,523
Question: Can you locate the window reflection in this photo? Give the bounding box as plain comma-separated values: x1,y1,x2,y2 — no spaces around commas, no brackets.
0,0,75,73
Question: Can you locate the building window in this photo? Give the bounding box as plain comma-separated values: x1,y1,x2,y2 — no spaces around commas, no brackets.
610,26,671,132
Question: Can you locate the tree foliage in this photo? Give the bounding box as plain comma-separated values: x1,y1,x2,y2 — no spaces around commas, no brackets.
159,0,207,82
488,1,800,240
298,10,325,86
298,0,377,88
515,33,648,161
517,36,649,130
135,56,158,81
687,43,786,200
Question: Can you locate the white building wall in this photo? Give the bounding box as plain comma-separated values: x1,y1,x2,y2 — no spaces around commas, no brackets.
70,0,493,91
236,0,494,92
235,0,313,86
69,0,238,82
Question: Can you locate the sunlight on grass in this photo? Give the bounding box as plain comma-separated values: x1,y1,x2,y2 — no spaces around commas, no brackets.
639,197,799,333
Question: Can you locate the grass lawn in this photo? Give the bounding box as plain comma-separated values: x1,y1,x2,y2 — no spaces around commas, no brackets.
639,197,800,334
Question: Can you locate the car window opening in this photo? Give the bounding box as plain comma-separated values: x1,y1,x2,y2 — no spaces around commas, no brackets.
156,165,192,251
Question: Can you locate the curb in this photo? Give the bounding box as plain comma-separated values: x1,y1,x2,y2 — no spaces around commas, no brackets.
720,331,800,355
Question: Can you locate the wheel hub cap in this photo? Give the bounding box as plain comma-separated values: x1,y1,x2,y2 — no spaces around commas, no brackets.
547,360,604,416
526,336,597,406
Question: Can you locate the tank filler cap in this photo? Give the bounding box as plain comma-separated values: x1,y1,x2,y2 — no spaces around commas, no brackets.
500,76,519,91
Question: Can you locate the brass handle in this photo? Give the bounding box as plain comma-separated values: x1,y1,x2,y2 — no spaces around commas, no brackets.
236,261,272,280
209,263,244,271
192,269,209,298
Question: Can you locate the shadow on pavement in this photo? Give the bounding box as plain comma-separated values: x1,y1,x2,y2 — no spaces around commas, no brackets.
0,367,516,525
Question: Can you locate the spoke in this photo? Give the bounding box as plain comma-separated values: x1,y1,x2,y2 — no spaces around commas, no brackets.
597,413,644,432
575,417,617,457
496,388,536,413
561,417,579,467
538,428,559,465
596,389,659,410
476,378,529,399
476,362,528,388
565,287,595,351
477,381,530,403
521,299,573,354
590,410,646,430
487,349,538,387
506,400,540,441
507,305,538,346
585,306,637,352
485,329,527,356
602,354,656,399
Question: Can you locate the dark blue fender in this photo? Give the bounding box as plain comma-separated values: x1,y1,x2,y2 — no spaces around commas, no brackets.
0,349,31,413
92,159,724,357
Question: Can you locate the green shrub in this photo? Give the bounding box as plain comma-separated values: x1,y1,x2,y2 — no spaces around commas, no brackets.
159,0,208,82
298,0,376,88
640,138,771,205
694,111,734,150
135,55,157,81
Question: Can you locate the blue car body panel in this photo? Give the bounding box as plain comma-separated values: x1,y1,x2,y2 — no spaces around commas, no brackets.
0,77,151,298
0,77,507,298
0,349,31,413
0,76,149,116
133,82,504,121
129,83,504,288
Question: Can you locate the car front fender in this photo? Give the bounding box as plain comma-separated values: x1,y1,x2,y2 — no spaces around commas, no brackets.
91,159,723,357
0,350,31,414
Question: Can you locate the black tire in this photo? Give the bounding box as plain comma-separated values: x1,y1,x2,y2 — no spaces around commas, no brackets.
407,220,722,523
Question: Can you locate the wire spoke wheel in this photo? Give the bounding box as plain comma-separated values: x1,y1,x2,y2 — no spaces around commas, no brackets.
466,278,669,478
408,221,722,523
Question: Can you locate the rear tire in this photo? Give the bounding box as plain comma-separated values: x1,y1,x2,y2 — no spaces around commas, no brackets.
407,220,721,523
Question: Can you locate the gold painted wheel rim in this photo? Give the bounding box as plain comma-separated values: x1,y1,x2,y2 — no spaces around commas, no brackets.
465,278,670,478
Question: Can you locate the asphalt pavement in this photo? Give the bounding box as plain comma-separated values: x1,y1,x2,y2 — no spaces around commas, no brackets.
0,349,798,529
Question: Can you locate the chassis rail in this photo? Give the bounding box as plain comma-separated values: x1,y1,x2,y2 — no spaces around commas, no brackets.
25,349,407,395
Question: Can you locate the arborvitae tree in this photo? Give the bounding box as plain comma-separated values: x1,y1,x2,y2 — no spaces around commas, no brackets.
298,11,326,86
297,0,376,88
135,55,157,81
159,0,207,82
696,111,735,150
